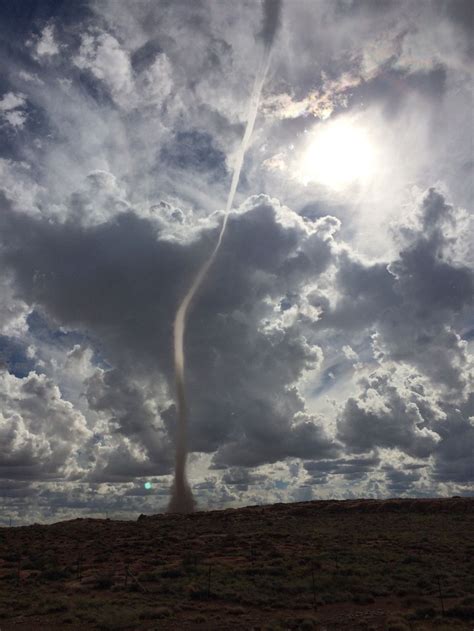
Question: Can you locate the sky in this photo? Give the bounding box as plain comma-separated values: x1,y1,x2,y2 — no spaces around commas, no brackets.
0,0,473,524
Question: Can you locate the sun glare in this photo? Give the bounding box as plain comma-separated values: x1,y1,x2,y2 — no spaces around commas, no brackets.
299,118,377,190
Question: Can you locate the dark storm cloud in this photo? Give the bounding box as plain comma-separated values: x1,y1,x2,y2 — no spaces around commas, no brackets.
27,311,86,350
379,189,473,394
0,191,338,473
211,410,339,469
444,0,474,40
433,432,474,485
304,454,380,482
314,189,473,398
259,0,282,49
337,369,442,458
348,67,448,119
1,185,470,484
431,395,474,485
0,479,37,498
337,359,473,486
131,39,164,73
84,367,174,482
382,465,423,495
390,190,473,316
312,251,397,331
221,467,266,492
0,0,472,516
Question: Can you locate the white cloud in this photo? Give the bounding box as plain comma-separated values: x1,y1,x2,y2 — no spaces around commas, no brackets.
136,54,174,108
0,273,29,337
0,92,27,129
0,1,472,519
18,71,44,85
0,369,91,480
35,25,60,58
74,31,134,107
0,92,26,111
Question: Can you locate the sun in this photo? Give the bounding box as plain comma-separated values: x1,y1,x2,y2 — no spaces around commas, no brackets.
298,117,377,190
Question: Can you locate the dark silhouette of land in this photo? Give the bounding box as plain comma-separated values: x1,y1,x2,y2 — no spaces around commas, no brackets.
0,498,473,629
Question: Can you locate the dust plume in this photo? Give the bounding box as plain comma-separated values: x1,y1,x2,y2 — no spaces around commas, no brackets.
168,0,282,513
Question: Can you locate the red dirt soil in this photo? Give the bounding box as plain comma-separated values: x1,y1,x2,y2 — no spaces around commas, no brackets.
0,497,473,630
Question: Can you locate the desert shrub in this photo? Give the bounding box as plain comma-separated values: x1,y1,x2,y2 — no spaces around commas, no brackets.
416,578,431,590
266,565,286,576
43,599,70,614
181,551,198,566
244,566,269,576
161,567,184,578
189,587,209,600
401,595,432,608
138,570,160,582
138,607,172,620
95,609,139,630
94,574,114,589
386,622,409,631
23,553,49,571
61,616,75,624
412,606,437,620
75,597,102,611
352,592,375,604
76,612,96,624
0,571,17,581
461,595,474,606
41,567,71,581
94,553,108,563
446,605,474,620
1,552,19,563
226,606,245,615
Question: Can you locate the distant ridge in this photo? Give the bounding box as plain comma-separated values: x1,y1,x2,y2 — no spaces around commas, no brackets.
139,496,474,522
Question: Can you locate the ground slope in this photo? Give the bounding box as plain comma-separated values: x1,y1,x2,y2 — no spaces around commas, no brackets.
0,498,473,630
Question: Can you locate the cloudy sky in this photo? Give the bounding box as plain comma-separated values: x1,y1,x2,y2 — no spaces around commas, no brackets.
0,0,473,523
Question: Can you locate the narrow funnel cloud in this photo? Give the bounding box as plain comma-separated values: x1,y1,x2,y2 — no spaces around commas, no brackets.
168,0,282,514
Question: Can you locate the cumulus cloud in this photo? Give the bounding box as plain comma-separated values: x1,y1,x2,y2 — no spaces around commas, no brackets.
0,0,472,519
69,170,130,226
0,190,340,471
0,272,29,337
85,366,173,480
313,189,473,399
74,31,135,107
0,92,27,129
73,29,174,111
33,24,60,59
304,453,380,485
431,394,474,485
0,369,90,480
337,367,442,458
378,189,473,396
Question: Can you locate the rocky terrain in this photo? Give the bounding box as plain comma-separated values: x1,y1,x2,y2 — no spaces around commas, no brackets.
0,498,473,630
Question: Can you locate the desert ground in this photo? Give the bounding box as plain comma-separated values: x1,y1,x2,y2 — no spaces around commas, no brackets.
0,498,473,630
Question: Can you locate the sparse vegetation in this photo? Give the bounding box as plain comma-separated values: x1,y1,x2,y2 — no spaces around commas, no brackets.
0,498,472,629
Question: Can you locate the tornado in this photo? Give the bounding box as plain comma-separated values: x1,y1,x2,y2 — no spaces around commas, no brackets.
168,0,282,514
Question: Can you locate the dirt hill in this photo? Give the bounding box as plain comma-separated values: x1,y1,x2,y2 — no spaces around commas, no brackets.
1,497,473,630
